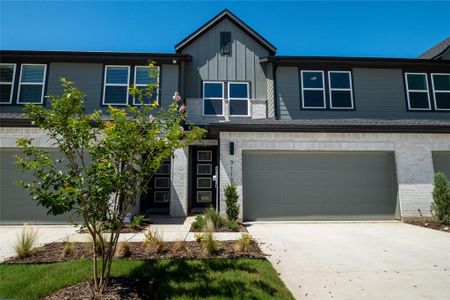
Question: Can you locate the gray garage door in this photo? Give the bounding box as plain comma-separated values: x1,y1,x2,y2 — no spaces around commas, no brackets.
0,149,73,224
243,151,399,221
433,152,450,180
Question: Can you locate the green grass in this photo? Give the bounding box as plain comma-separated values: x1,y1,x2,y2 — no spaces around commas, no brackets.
0,259,293,300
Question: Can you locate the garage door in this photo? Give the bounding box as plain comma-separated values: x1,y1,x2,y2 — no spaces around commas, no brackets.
243,151,399,221
0,149,73,224
433,152,450,179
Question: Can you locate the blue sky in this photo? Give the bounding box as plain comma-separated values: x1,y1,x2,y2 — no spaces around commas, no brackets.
1,1,449,58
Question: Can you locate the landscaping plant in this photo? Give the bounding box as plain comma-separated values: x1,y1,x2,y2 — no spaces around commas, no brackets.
431,172,450,224
234,233,252,252
15,63,205,295
14,225,38,259
204,206,223,229
143,228,164,252
225,182,240,222
115,242,131,258
202,219,218,255
191,214,206,229
61,239,74,257
227,219,239,231
130,214,146,230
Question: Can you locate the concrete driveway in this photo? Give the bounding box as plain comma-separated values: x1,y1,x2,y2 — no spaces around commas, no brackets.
246,222,450,300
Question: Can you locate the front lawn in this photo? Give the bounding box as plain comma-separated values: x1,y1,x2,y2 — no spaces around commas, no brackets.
0,259,293,300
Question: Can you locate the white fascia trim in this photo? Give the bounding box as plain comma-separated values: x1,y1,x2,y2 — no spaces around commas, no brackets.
300,70,326,109
17,63,47,105
404,72,432,111
102,65,130,106
0,63,16,104
328,71,354,110
202,81,225,116
132,65,160,106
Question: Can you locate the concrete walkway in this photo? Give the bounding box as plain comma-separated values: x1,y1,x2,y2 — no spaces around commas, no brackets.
246,222,450,300
0,216,243,261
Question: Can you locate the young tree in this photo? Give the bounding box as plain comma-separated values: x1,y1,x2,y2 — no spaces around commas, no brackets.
431,172,450,224
224,182,240,221
16,64,205,295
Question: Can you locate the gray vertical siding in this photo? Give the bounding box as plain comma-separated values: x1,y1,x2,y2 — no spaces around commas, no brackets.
181,18,268,100
160,64,179,109
277,67,450,120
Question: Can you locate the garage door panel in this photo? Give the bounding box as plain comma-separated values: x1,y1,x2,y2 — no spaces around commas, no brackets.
243,151,398,221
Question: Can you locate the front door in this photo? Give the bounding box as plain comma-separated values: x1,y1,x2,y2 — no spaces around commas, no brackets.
140,161,171,214
190,146,218,211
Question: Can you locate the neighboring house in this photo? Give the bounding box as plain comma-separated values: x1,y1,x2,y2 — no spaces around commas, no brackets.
1,9,449,223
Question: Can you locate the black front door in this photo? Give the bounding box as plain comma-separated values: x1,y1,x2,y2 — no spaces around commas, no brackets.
190,146,218,211
140,161,171,214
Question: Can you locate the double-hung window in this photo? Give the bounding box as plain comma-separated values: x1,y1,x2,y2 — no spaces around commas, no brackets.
0,64,16,104
17,64,46,104
228,82,250,116
103,65,130,105
133,66,159,105
404,73,431,110
301,70,326,109
203,81,224,116
328,71,353,109
431,73,450,110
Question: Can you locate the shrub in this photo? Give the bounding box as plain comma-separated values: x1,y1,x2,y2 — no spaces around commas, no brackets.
14,225,38,259
201,231,218,255
204,207,223,229
143,228,164,252
234,233,252,252
225,183,239,221
431,172,450,224
172,240,187,253
193,233,204,243
61,239,74,257
130,215,146,230
192,215,206,229
227,219,239,231
115,242,131,258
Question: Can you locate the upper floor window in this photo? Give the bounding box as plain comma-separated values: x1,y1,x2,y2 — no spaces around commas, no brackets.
0,64,16,104
133,66,159,105
328,71,354,109
220,32,232,55
17,64,46,104
103,65,130,106
228,82,250,116
301,70,326,109
404,73,431,110
203,81,224,116
431,73,450,110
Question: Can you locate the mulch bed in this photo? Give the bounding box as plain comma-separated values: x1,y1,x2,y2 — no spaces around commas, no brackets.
78,222,151,234
3,240,264,264
190,223,247,232
403,217,449,233
41,277,152,300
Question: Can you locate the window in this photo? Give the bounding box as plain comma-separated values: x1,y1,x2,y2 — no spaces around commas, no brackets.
431,73,450,110
103,65,130,105
220,32,231,55
17,64,46,104
197,191,212,203
197,178,212,189
133,66,159,105
0,64,16,104
228,82,250,116
328,71,354,109
404,73,431,110
197,150,212,162
301,70,326,109
203,82,224,115
155,163,170,175
154,191,169,203
154,177,170,189
197,164,212,175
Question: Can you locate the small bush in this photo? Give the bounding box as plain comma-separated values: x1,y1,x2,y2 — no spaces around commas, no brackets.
172,240,187,253
130,215,146,230
432,172,450,224
193,233,204,243
14,225,38,259
201,231,218,255
225,183,240,221
61,240,74,257
143,228,164,252
227,219,239,231
115,242,131,258
204,207,223,230
234,233,252,252
88,233,107,255
192,215,206,229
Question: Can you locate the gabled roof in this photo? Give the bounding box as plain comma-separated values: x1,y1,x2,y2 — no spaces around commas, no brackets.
175,9,276,55
418,37,450,59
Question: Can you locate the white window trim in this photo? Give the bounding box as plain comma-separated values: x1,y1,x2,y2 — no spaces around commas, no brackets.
133,65,160,105
300,70,326,109
328,71,354,109
404,72,431,111
0,63,16,104
197,177,212,189
102,65,130,106
431,73,450,111
202,81,225,116
228,81,250,117
154,191,169,203
17,64,47,105
197,150,212,162
197,191,212,203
